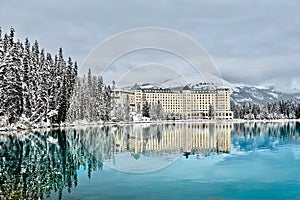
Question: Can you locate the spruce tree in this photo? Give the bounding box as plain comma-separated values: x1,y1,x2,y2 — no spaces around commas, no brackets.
209,104,215,119
23,38,32,118
103,85,112,121
0,33,5,116
4,41,23,122
58,77,68,123
142,101,150,118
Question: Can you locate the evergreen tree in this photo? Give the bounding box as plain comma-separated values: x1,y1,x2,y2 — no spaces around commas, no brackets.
124,94,131,121
22,38,32,118
57,77,68,123
252,103,261,119
0,34,6,116
32,49,48,122
103,85,112,121
4,39,23,122
3,33,9,52
9,26,14,47
150,101,164,120
296,103,300,119
95,76,104,121
30,40,40,118
142,101,150,118
66,57,74,112
209,104,215,119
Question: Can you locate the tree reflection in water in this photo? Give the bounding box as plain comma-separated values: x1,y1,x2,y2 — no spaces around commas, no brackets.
0,128,104,200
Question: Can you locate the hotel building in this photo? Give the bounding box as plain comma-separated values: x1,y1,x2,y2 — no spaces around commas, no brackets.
113,84,233,120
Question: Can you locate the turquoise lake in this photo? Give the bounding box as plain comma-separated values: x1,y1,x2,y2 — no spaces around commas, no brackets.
1,122,300,199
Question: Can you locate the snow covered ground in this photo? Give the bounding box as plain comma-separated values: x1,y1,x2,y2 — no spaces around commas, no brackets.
2,117,300,134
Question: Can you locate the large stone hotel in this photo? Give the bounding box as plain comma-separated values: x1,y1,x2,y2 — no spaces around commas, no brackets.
113,83,233,120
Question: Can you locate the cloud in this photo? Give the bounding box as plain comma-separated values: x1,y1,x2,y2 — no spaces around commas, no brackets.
100,49,202,85
0,0,300,92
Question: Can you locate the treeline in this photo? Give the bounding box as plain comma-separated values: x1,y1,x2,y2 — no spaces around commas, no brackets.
0,27,77,125
142,101,166,120
67,68,112,122
113,99,166,121
231,99,300,120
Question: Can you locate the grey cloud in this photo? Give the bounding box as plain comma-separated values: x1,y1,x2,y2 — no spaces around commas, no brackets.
0,0,300,91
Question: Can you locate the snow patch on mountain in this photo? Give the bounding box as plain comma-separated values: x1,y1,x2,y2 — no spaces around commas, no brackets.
230,85,300,105
236,98,253,103
123,77,300,106
269,92,279,99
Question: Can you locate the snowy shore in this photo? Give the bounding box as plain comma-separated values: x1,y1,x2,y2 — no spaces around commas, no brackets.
1,118,300,133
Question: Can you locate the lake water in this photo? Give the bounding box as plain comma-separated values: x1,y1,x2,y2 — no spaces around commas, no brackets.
1,122,300,199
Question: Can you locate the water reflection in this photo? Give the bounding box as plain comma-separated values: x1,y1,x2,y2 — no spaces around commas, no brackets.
232,122,300,152
105,123,233,173
1,122,300,199
112,123,232,157
0,129,103,199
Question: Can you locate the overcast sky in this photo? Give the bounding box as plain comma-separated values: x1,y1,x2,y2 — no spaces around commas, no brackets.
1,0,300,92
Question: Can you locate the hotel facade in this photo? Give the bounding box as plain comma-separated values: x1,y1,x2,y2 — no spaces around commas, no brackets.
113,84,233,120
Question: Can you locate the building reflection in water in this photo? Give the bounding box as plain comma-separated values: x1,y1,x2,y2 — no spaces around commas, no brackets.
112,123,233,159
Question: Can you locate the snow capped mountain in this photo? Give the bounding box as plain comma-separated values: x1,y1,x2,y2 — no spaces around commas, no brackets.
214,78,300,105
124,78,300,106
229,85,300,105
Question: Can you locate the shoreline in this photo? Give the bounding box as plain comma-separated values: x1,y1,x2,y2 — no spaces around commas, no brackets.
1,118,300,133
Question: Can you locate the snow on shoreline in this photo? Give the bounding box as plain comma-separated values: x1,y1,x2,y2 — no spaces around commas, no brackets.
1,118,300,134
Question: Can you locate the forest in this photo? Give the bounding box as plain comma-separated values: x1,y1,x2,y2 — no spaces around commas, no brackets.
0,27,113,128
0,27,77,126
231,100,300,120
